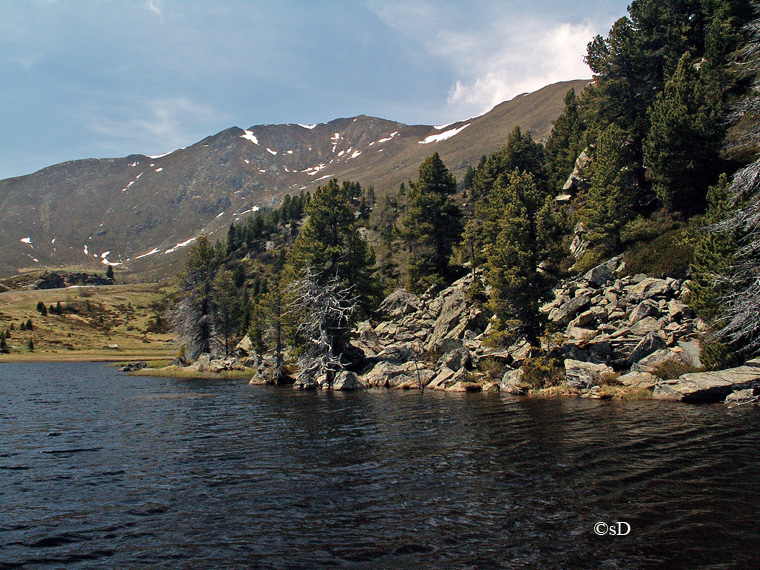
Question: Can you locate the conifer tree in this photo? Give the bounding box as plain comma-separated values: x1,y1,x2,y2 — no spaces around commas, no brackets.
400,153,462,292
644,52,724,213
472,127,546,197
286,179,377,315
583,123,636,251
545,88,586,189
484,170,564,347
226,223,238,256
171,235,222,358
688,175,737,361
213,269,241,356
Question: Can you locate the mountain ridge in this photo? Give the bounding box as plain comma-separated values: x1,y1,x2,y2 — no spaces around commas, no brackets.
0,79,590,278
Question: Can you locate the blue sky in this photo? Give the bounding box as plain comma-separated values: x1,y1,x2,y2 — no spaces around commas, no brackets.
0,0,631,179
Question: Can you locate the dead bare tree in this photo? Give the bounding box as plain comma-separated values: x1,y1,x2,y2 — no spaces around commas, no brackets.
286,267,358,387
710,159,760,356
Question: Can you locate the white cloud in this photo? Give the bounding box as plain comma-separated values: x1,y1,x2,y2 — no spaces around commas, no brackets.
146,0,163,16
447,21,597,114
86,97,222,155
366,1,600,120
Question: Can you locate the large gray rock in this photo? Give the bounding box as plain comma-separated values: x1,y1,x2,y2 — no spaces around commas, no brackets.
626,278,670,302
676,340,703,368
548,295,591,325
378,289,421,316
438,348,471,371
628,332,666,366
564,359,614,389
653,361,760,402
234,334,254,356
426,288,468,348
617,371,658,390
375,342,421,363
186,353,212,372
629,300,659,325
500,369,527,395
332,371,364,391
427,366,457,390
361,360,434,388
725,388,759,404
629,316,663,337
582,256,621,287
632,348,688,374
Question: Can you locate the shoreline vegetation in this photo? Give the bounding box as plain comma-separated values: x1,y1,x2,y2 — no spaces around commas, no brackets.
3,2,760,409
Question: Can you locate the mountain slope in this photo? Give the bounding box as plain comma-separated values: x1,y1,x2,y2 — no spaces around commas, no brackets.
0,79,589,278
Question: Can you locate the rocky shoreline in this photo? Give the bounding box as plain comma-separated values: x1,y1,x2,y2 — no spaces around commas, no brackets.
142,258,760,405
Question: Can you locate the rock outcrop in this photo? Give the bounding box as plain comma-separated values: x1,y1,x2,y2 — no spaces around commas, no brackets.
652,360,760,402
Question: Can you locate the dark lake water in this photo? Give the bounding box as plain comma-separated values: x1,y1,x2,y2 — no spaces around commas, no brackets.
1,363,759,569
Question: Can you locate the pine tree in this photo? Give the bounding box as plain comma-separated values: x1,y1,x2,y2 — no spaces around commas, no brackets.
583,123,636,251
472,127,546,197
400,153,462,292
689,175,735,316
106,265,115,280
36,301,47,316
545,88,586,190
212,269,241,356
484,170,564,347
700,159,760,360
644,52,724,213
171,235,222,359
286,179,377,315
226,223,239,256
25,318,33,331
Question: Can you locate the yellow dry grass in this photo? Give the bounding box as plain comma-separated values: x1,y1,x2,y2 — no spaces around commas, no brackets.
0,283,176,362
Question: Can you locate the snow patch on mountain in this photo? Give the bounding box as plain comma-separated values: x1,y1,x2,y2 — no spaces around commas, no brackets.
304,163,327,176
135,248,160,260
165,237,196,255
241,130,259,145
100,251,121,266
20,237,32,245
374,132,399,145
419,124,470,144
266,148,277,156
299,124,317,130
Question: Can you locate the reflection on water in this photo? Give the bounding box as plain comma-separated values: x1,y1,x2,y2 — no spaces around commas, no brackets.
1,362,759,569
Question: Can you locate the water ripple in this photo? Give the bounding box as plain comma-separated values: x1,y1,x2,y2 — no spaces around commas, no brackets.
0,364,759,569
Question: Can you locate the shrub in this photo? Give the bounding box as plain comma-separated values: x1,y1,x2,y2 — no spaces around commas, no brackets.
477,356,508,381
519,357,565,389
620,212,676,244
623,229,695,278
700,341,743,371
651,360,699,380
599,371,622,386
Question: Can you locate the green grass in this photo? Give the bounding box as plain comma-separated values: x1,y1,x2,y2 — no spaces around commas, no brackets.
129,366,255,380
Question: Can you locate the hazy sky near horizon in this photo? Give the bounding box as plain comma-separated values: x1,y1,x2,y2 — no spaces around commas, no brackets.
0,0,631,179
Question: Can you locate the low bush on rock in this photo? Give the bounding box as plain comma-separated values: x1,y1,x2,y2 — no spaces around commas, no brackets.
520,357,565,389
